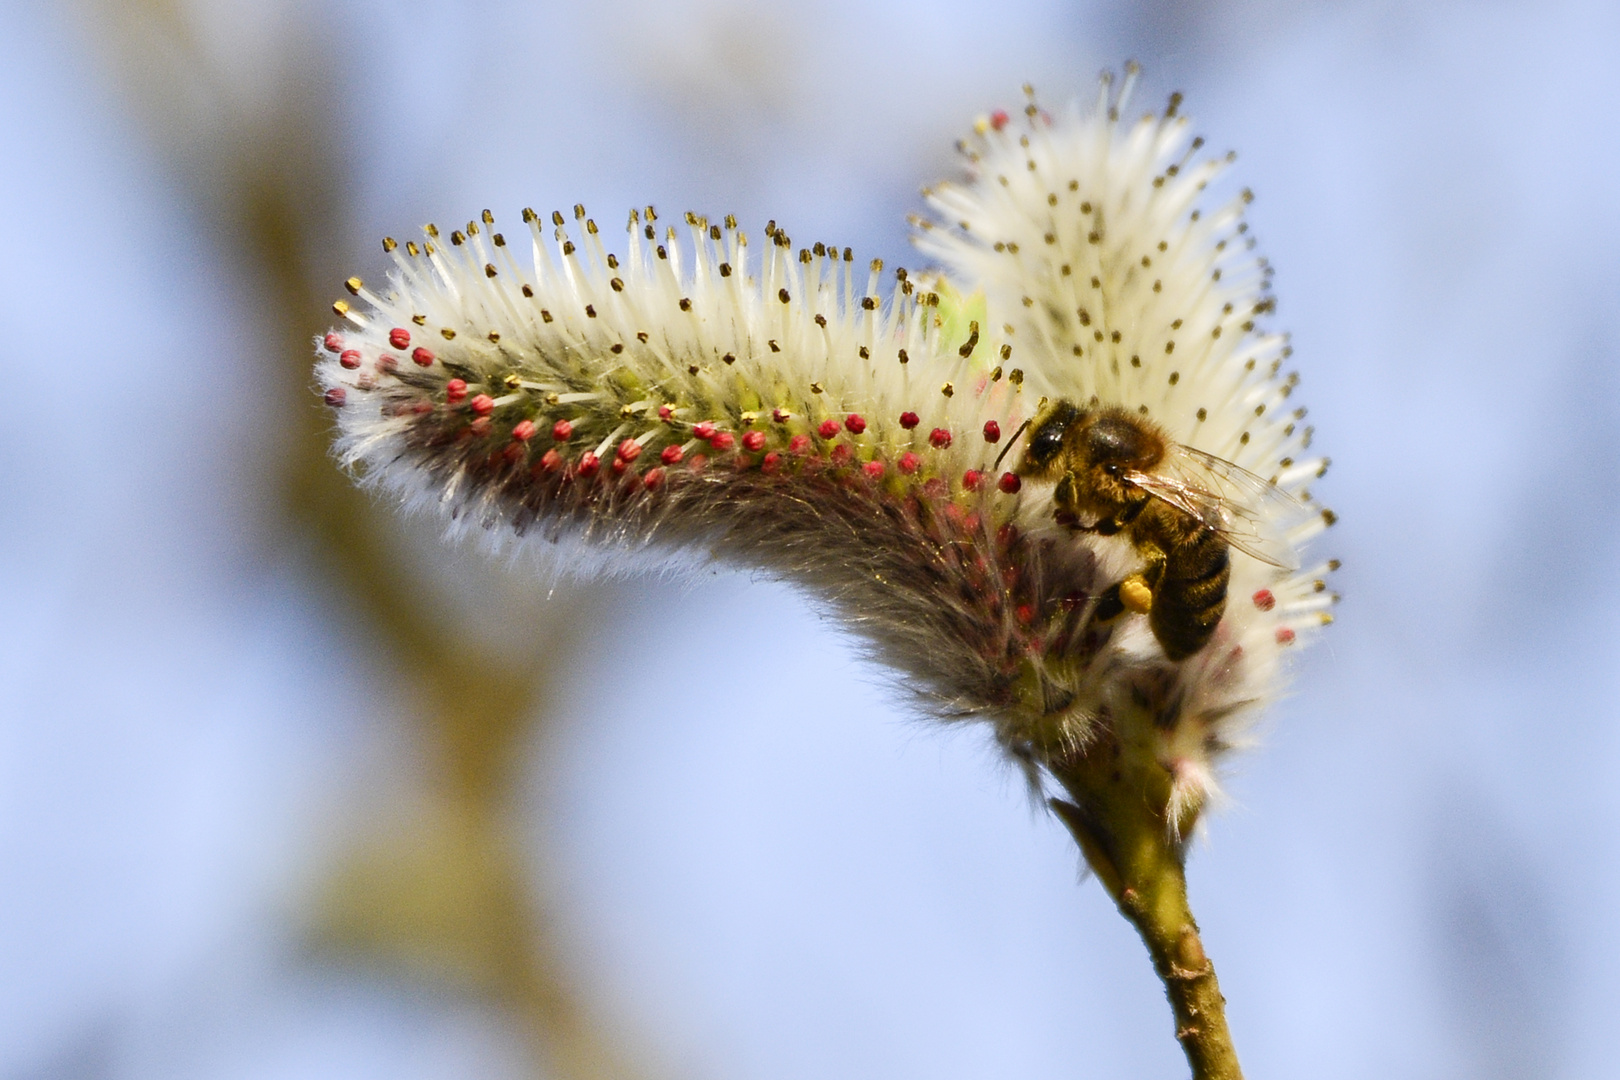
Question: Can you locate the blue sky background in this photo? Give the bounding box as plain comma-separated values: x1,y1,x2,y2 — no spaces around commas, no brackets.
2,1,1617,1077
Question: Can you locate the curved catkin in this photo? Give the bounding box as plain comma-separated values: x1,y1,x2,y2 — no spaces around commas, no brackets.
316,75,1338,832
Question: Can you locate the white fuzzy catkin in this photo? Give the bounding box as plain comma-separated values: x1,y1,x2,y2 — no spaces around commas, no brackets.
317,72,1337,829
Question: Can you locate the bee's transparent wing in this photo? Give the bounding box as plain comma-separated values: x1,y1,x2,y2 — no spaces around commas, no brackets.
1122,445,1306,570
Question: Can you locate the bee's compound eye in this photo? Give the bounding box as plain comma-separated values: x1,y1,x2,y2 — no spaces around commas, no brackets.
1022,401,1080,468
1102,463,1122,478
1027,424,1065,465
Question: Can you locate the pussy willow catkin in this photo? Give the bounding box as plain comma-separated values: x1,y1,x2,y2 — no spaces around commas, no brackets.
318,73,1337,828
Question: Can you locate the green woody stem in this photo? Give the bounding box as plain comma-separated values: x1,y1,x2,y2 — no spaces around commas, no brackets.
1048,743,1243,1080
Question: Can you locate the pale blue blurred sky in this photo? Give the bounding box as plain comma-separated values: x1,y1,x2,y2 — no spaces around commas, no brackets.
3,1,1618,1078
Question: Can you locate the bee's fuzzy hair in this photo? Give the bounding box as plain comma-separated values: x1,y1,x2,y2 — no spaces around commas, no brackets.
316,72,1338,832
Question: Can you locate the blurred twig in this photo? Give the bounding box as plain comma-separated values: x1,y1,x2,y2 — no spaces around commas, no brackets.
75,3,636,1077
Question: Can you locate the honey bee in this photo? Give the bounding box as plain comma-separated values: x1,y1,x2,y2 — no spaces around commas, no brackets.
1006,400,1302,660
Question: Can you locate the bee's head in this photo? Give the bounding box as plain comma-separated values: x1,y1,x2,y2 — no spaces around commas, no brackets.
1015,400,1081,477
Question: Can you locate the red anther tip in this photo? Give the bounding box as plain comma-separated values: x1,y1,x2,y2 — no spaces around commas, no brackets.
817,419,840,439
551,418,574,441
376,355,398,374
1016,603,1034,625
470,416,492,436
661,444,684,465
761,451,781,474
772,407,792,423
923,477,947,499
324,387,346,407
470,394,494,416
963,469,984,491
982,420,1001,443
689,453,708,471
323,333,344,353
897,452,922,474
990,109,1009,131
742,431,766,452
692,421,717,440
445,378,468,403
339,349,361,370
577,452,600,477
830,444,852,464
502,443,523,464
1275,627,1296,645
511,420,537,442
845,413,867,435
1252,588,1276,611
899,411,920,429
540,448,563,472
612,458,628,475
789,434,811,455
658,404,675,421
643,467,665,490
412,347,435,367
616,438,642,463
710,431,735,451
863,461,885,479
929,427,953,449
997,472,1021,494
388,328,411,349
412,401,432,414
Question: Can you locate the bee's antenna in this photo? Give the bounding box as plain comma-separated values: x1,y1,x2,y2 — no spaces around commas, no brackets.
993,419,1032,471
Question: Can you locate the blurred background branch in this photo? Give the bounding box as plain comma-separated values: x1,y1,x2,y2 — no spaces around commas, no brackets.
72,2,636,1076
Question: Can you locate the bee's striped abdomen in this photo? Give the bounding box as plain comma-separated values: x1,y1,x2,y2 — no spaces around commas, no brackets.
1140,510,1231,661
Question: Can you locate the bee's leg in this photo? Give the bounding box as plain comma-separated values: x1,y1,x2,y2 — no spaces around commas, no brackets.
1138,546,1168,588
1119,575,1154,614
1054,473,1079,512
1119,547,1168,615
1096,545,1166,623
1096,575,1153,620
1093,583,1126,623
1070,516,1126,537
